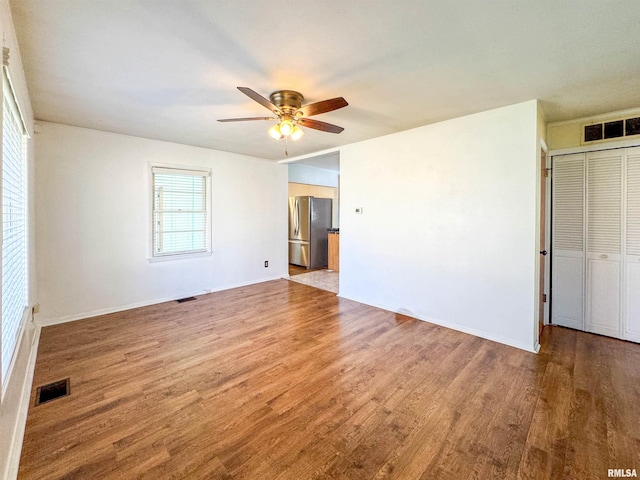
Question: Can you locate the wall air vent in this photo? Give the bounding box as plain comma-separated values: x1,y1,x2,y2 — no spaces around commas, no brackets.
626,117,640,136
583,116,640,144
584,123,603,142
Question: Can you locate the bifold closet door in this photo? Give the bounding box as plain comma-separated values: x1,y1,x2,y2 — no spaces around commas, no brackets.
625,147,640,341
585,150,623,338
551,153,585,330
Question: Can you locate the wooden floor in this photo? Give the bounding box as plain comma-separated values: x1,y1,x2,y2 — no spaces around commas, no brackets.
19,280,640,479
288,264,326,276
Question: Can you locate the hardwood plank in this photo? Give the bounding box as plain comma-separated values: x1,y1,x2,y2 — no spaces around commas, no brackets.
18,280,640,479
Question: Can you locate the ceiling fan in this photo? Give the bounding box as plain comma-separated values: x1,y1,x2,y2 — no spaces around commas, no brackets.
218,87,348,143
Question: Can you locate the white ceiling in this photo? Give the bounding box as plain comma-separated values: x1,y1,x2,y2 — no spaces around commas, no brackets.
9,0,640,162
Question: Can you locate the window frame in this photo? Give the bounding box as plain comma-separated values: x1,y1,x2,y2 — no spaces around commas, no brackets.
1,70,29,396
149,163,212,261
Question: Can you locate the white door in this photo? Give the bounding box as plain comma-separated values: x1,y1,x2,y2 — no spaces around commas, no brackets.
552,147,640,342
624,147,640,342
585,150,622,338
552,153,585,330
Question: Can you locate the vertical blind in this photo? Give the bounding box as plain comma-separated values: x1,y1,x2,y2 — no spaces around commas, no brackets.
152,167,210,256
1,74,27,386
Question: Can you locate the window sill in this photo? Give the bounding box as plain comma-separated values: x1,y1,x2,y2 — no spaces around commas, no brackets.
148,251,213,263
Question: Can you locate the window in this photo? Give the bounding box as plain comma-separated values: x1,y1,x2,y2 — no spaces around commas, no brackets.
1,72,28,390
151,166,211,258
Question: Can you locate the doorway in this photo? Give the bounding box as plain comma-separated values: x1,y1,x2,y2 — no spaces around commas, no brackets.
539,149,548,337
286,153,341,293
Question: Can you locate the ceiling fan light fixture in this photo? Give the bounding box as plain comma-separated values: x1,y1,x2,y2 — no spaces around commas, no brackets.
268,124,283,140
279,119,294,136
220,87,348,148
290,125,304,141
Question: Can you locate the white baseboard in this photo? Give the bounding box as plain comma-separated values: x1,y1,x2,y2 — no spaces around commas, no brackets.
2,322,40,480
337,292,538,354
36,275,286,327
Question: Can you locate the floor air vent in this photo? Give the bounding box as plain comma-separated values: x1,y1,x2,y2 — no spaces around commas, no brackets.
176,296,197,303
35,378,70,406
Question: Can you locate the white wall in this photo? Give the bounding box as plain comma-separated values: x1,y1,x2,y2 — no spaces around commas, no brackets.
35,122,288,324
288,163,339,187
339,100,539,351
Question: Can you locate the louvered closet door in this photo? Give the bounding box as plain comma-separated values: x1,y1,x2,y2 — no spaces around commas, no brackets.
585,150,623,338
552,153,585,330
625,147,640,341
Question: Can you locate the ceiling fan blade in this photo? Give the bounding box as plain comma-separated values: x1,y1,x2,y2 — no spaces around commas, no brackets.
218,117,275,122
298,97,348,117
297,118,344,134
237,87,282,115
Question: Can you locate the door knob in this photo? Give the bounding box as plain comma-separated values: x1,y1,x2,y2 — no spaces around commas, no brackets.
540,250,548,256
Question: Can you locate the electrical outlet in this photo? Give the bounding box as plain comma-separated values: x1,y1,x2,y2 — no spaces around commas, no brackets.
264,260,269,268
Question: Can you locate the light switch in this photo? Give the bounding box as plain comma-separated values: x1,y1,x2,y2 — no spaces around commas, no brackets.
355,207,363,214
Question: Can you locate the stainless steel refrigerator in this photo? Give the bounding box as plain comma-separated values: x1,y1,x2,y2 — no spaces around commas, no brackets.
288,196,332,269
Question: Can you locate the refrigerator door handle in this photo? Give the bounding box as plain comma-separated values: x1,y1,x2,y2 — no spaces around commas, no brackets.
294,198,299,237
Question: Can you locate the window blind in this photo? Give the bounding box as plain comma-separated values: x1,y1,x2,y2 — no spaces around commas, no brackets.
152,167,210,257
1,74,27,387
